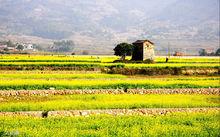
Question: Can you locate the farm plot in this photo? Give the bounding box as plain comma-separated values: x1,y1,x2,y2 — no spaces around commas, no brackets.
0,71,219,90
0,94,219,112
0,55,219,63
0,55,219,68
0,55,219,137
0,61,219,68
0,55,219,77
0,111,219,137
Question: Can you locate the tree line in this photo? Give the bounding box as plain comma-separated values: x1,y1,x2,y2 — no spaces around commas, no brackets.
199,48,220,56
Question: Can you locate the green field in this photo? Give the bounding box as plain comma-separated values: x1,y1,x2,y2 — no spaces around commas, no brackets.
0,111,219,137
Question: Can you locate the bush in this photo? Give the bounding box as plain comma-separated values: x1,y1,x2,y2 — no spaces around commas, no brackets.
143,59,155,64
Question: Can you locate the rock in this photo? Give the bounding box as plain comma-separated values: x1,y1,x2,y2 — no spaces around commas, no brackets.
49,87,55,90
80,111,88,116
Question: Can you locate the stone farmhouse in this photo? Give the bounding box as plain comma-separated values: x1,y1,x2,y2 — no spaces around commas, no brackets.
132,40,155,61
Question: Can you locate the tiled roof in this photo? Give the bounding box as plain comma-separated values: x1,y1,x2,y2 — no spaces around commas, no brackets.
132,40,154,45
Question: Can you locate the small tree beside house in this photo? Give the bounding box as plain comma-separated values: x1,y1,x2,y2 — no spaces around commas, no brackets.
113,40,155,63
215,48,220,56
113,43,133,61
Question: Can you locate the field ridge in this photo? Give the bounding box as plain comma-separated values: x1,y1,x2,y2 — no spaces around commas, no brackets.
0,108,219,117
0,88,219,96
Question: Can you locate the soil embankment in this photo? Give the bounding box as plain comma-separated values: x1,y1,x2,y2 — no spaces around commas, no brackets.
0,88,219,96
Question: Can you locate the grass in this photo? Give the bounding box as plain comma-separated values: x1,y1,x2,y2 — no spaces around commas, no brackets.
0,111,219,137
0,94,219,111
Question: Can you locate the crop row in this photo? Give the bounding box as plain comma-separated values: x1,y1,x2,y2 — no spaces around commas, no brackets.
0,111,219,137
0,62,219,69
0,59,101,63
0,55,118,62
0,73,127,79
125,63,219,68
1,71,219,79
1,55,219,63
0,78,219,90
155,57,220,63
0,94,219,112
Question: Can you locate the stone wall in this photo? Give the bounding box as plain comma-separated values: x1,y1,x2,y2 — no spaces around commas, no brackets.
0,108,219,117
143,42,155,61
0,88,219,96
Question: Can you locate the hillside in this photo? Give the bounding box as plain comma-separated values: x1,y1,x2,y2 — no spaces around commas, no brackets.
0,0,219,54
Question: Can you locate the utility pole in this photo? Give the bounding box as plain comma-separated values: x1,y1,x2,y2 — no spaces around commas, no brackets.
167,42,171,58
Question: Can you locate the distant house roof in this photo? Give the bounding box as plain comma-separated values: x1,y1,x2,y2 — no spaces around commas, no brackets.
0,44,7,48
205,48,214,54
132,40,154,45
7,47,15,50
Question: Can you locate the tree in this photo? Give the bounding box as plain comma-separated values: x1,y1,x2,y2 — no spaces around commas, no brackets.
6,40,14,47
215,48,220,56
114,43,133,60
16,44,24,51
52,40,75,52
199,49,207,56
33,44,43,51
